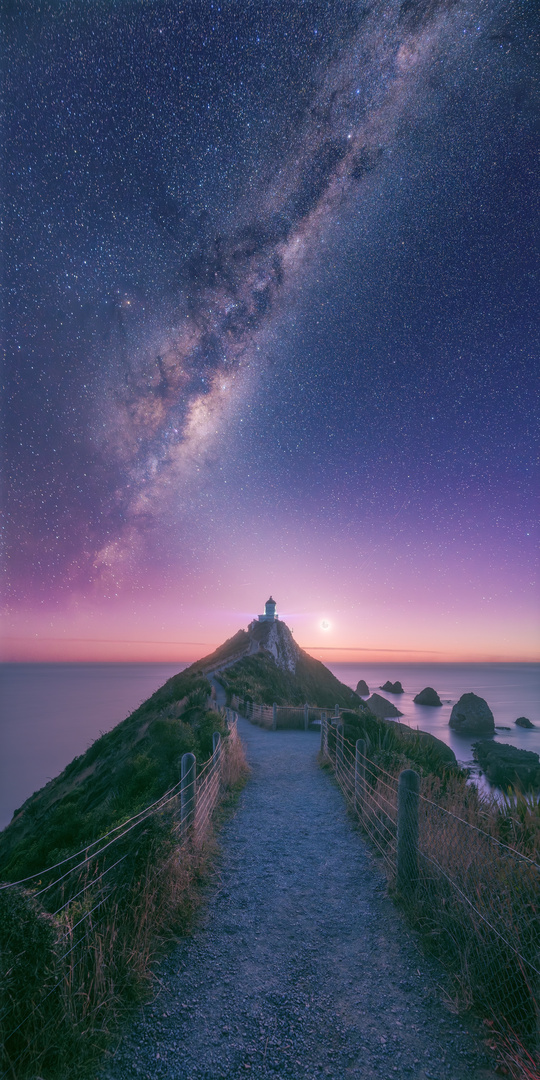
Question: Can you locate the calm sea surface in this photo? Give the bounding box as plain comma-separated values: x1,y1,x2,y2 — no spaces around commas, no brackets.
327,661,540,796
0,662,187,830
0,661,538,830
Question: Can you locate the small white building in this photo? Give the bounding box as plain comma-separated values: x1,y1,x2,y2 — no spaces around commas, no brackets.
258,596,278,622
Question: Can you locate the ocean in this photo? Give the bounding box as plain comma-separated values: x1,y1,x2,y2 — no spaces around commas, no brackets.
327,661,540,797
0,661,538,830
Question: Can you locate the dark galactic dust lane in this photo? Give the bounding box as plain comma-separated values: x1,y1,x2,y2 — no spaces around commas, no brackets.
100,719,495,1080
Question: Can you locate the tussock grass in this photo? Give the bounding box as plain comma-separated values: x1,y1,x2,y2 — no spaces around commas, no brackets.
323,722,540,1077
221,650,361,710
0,727,249,1080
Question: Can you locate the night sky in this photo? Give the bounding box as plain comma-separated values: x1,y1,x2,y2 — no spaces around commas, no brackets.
3,0,539,662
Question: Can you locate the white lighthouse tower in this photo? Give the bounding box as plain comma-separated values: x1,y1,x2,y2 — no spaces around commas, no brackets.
258,596,278,622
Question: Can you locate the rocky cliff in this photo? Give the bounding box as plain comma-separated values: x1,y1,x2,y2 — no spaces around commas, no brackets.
187,618,361,710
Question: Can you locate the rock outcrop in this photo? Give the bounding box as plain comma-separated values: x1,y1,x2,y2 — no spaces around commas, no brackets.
413,687,442,707
449,693,495,736
473,741,540,789
515,716,535,729
365,693,403,718
380,680,404,694
356,679,369,696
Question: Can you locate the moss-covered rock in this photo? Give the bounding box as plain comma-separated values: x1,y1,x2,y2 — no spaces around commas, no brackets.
473,741,540,790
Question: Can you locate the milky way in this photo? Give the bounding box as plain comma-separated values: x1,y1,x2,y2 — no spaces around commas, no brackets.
3,0,539,659
101,0,472,555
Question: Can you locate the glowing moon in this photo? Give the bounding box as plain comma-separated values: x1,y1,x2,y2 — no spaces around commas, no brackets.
321,619,331,631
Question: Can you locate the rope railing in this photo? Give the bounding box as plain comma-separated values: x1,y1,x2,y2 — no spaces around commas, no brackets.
235,697,340,732
0,711,241,1080
319,715,540,1061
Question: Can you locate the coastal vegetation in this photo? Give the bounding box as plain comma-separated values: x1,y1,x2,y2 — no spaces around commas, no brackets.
336,709,462,780
473,739,540,790
218,649,361,710
0,668,221,881
320,717,540,1078
0,668,249,1079
2,625,538,1079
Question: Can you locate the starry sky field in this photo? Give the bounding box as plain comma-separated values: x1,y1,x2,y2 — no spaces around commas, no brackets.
3,0,539,663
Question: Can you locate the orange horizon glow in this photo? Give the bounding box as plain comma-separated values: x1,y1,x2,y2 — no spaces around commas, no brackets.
1,636,537,665
3,565,538,666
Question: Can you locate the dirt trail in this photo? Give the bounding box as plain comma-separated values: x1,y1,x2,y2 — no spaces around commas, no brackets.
101,719,495,1080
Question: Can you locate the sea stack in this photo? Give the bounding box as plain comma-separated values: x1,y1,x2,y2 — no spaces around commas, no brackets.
356,679,369,696
366,693,403,718
380,680,404,694
515,717,535,729
449,693,495,736
414,687,443,707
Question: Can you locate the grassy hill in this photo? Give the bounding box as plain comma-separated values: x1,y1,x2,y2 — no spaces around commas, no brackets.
218,650,362,709
0,664,248,1080
0,667,224,882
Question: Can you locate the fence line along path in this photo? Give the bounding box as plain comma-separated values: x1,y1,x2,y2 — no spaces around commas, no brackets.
101,717,494,1080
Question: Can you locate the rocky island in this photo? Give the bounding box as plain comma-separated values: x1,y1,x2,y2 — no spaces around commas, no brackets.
365,692,403,718
380,680,404,694
449,692,495,736
414,687,442,707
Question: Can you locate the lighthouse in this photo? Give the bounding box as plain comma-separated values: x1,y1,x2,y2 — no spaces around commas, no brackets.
258,596,278,622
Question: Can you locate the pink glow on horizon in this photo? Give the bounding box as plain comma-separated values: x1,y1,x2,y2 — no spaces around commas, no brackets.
2,516,538,664
2,600,538,664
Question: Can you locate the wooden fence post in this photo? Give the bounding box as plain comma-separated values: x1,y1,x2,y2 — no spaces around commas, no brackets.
304,703,309,731
320,711,326,753
397,769,419,895
272,702,277,731
181,752,196,830
355,738,366,813
212,731,221,774
334,704,340,719
336,723,344,770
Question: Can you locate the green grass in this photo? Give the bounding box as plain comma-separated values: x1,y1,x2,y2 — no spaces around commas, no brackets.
337,709,462,781
0,667,249,1080
220,650,362,710
0,669,221,884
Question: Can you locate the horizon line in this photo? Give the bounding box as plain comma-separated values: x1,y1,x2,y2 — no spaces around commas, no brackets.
301,645,444,654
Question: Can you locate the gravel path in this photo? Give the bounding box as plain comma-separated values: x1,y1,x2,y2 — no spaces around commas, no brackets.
101,719,495,1080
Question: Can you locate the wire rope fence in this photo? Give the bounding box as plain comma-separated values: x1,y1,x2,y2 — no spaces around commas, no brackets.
319,715,540,1070
0,712,242,1080
233,696,336,731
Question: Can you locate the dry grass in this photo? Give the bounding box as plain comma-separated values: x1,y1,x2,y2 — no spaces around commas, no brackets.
322,729,540,1078
0,729,249,1080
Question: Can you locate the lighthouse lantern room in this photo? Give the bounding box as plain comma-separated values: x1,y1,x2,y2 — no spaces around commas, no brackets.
258,596,278,622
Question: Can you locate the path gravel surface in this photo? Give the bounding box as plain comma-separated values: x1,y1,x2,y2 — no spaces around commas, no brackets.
101,719,495,1080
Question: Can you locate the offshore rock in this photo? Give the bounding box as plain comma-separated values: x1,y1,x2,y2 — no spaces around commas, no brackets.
356,679,369,696
413,687,442,707
449,693,495,736
366,693,403,718
473,741,540,790
515,716,535,729
380,680,404,694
